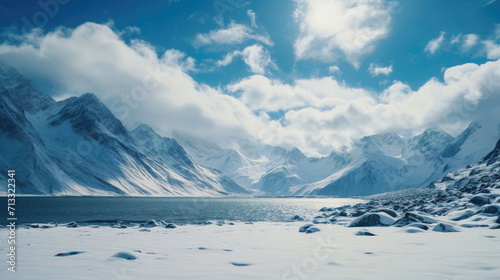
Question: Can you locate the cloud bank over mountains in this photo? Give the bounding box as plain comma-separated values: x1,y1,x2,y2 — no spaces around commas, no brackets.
1,15,500,156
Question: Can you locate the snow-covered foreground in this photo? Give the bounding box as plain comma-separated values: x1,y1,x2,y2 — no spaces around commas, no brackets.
1,222,499,280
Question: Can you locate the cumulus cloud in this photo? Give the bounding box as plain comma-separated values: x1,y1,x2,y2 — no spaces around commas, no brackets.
1,22,500,157
328,65,341,74
193,21,272,47
462,34,479,50
0,22,269,148
484,40,500,59
215,44,277,74
293,0,393,67
228,75,373,112
368,63,392,76
425,31,445,54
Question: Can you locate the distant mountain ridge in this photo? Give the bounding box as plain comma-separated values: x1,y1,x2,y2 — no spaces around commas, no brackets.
1,62,499,197
182,122,500,197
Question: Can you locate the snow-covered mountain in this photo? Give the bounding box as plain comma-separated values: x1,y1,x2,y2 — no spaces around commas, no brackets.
182,122,500,197
0,63,248,196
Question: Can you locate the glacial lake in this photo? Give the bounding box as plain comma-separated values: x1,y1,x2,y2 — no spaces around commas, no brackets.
0,197,365,225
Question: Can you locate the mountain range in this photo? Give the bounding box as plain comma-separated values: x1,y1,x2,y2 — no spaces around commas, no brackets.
0,63,248,196
1,62,499,197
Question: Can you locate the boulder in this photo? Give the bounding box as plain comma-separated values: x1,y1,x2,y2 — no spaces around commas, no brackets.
480,205,500,215
433,223,460,232
348,213,396,227
355,229,376,236
406,223,429,230
393,212,437,227
305,227,321,234
469,195,491,206
291,215,304,221
299,224,314,233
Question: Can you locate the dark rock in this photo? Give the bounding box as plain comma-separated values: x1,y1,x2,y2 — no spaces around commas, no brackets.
348,213,396,227
66,222,78,228
112,252,137,260
393,212,437,227
299,224,314,232
55,251,85,257
355,229,376,236
338,211,347,217
450,210,476,221
481,205,500,215
433,223,460,232
469,195,491,206
291,215,304,221
406,223,429,230
441,176,454,182
305,227,320,234
164,223,177,229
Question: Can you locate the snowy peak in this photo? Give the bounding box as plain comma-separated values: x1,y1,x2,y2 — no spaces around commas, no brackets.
49,92,133,144
0,61,55,113
132,123,195,168
483,138,500,166
441,122,481,158
286,147,307,162
359,132,405,157
0,70,248,196
404,127,453,161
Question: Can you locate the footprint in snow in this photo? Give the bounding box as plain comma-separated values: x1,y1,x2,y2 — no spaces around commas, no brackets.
55,251,85,257
230,262,251,267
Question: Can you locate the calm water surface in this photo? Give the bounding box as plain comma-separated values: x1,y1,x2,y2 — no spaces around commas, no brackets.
0,197,365,225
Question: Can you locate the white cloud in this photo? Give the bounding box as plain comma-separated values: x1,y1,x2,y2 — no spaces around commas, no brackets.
450,34,462,45
247,10,257,28
293,0,393,67
215,44,277,74
240,45,276,74
161,49,196,72
228,75,375,112
0,23,269,148
462,34,479,50
193,21,272,47
368,63,392,76
328,65,341,74
483,40,500,59
1,22,500,157
425,31,445,54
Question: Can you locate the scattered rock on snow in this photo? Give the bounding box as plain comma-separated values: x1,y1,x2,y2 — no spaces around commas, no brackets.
480,205,500,215
469,195,491,206
433,223,460,232
393,212,437,227
112,252,137,260
299,224,314,233
305,227,321,234
355,229,376,236
348,213,396,227
406,223,429,230
291,215,304,221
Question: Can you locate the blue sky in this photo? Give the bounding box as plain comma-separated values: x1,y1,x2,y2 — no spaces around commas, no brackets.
2,0,498,90
1,0,500,155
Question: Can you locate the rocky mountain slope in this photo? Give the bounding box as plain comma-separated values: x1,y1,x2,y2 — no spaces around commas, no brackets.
0,63,248,196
